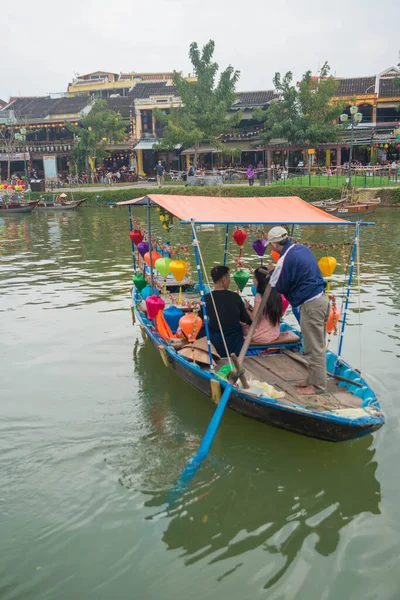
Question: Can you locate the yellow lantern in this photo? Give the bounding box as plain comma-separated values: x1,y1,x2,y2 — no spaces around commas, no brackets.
318,256,337,294
384,143,389,149
318,256,337,277
169,260,188,282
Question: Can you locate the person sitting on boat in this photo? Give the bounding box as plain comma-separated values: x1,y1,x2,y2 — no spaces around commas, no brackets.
242,268,284,344
57,193,67,204
200,265,252,358
266,226,329,396
243,267,289,345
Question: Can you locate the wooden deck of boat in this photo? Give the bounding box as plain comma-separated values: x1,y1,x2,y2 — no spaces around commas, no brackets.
217,353,361,412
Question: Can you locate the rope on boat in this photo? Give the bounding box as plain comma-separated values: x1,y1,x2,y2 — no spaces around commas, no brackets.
191,223,233,369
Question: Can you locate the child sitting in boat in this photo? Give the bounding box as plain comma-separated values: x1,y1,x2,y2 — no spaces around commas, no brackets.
243,267,289,345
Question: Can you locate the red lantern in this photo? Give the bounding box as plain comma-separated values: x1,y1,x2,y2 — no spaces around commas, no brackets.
129,230,144,245
144,251,161,268
179,313,203,342
232,229,247,247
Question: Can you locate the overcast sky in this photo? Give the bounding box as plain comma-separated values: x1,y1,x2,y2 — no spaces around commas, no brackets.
0,0,398,101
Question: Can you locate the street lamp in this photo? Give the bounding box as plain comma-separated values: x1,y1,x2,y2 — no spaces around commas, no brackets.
340,105,363,185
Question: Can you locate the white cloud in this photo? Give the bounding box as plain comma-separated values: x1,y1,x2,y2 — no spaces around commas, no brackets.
0,0,398,101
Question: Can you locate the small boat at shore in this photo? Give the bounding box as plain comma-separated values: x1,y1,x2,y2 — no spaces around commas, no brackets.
117,194,384,444
311,191,381,215
35,198,86,211
0,200,38,214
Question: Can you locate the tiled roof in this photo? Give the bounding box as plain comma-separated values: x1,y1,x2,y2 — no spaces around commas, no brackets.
334,77,376,96
105,97,134,118
4,95,90,118
379,77,400,98
234,91,278,108
51,96,90,113
129,82,177,98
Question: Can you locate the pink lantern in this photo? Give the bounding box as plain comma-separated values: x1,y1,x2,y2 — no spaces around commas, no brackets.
145,295,165,320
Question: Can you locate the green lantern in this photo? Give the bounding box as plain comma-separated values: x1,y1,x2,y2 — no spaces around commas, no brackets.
132,272,147,293
233,270,250,292
155,257,171,277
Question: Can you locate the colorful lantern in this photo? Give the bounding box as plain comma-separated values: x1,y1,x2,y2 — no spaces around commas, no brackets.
251,283,257,296
129,230,144,245
145,295,165,320
252,239,267,257
144,251,161,268
233,229,247,247
318,256,337,277
233,270,250,292
141,285,159,300
132,272,147,293
137,241,150,257
155,257,171,277
169,259,188,282
271,250,280,263
179,313,203,342
327,306,340,334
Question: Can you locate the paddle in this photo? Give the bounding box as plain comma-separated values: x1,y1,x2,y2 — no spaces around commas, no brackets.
170,383,233,497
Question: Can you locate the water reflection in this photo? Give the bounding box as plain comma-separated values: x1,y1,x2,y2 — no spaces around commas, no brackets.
129,343,381,589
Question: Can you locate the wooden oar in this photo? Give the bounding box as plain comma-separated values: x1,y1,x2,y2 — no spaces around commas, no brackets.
171,383,233,496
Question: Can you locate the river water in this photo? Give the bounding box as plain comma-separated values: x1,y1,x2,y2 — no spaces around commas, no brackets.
1,207,399,600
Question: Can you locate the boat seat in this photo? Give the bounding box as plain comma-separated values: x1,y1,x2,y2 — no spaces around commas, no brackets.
246,330,301,356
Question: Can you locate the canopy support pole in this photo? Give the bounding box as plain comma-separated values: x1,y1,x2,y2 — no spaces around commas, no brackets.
336,221,360,368
128,206,137,272
191,220,215,370
223,224,229,266
146,197,154,293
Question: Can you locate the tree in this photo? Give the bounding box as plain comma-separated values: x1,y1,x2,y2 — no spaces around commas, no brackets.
256,63,344,147
69,99,126,175
154,40,241,167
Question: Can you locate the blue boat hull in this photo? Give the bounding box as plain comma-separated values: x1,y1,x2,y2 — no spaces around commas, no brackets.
136,310,384,443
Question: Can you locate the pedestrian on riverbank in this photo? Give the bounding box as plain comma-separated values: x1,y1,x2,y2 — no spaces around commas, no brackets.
246,164,255,186
155,161,165,188
266,226,329,396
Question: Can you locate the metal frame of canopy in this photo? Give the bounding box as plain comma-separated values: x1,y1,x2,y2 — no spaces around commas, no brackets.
118,194,372,370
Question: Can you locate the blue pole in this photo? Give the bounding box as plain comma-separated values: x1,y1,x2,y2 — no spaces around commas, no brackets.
223,223,229,266
171,383,233,496
191,221,215,369
128,206,137,272
336,221,360,366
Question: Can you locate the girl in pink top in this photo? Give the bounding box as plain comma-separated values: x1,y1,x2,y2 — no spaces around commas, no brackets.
243,267,287,345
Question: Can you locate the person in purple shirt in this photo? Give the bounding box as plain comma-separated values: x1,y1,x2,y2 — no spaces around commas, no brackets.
246,164,255,186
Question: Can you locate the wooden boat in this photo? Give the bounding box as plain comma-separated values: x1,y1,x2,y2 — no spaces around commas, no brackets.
0,200,38,214
324,200,380,215
311,192,381,215
117,194,384,443
35,198,86,211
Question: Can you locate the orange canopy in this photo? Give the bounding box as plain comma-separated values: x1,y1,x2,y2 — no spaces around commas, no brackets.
116,194,362,225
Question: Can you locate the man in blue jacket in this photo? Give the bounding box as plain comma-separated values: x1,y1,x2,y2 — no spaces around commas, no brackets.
266,226,330,395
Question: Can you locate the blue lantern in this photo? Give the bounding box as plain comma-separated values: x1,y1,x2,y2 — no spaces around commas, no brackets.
141,285,160,300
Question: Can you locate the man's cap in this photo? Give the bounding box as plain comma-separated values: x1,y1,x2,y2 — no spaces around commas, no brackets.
266,226,289,245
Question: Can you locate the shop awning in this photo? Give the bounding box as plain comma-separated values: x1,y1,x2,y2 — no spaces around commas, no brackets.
116,194,371,225
133,139,160,150
180,147,222,155
133,139,182,151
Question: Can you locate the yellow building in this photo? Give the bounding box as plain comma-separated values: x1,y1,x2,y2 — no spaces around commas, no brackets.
67,70,179,98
